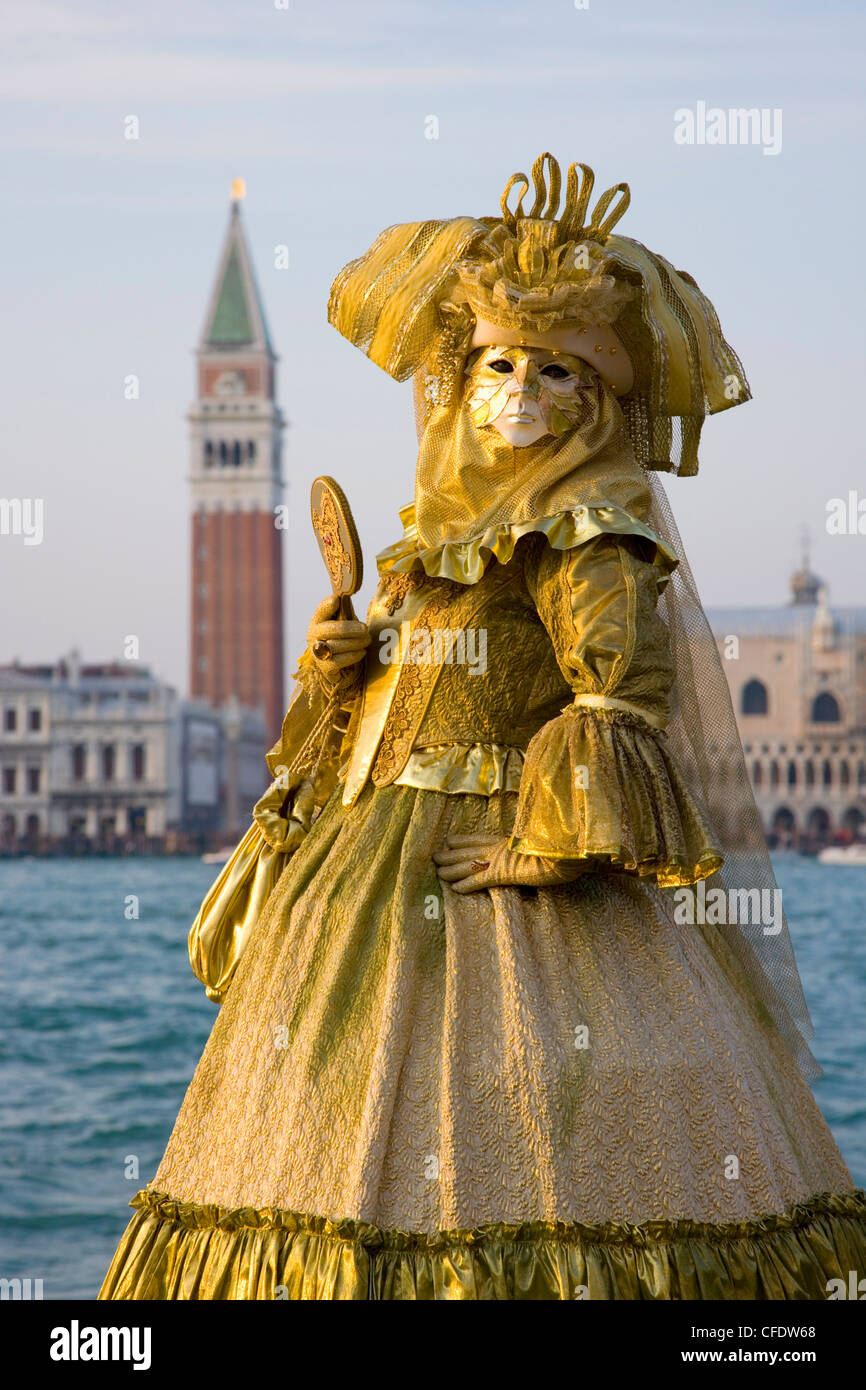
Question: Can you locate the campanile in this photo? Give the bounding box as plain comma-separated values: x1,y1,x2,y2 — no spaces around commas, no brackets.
188,181,285,741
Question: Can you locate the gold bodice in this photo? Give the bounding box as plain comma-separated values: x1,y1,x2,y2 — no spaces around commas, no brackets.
364,531,675,783
190,529,722,1003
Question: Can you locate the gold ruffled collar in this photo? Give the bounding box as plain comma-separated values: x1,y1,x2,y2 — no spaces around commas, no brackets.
376,502,678,587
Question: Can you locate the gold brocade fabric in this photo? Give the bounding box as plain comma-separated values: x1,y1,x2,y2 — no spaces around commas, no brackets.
154,783,853,1231
101,1189,866,1300
100,504,860,1300
186,532,722,1006
99,777,861,1298
369,531,712,889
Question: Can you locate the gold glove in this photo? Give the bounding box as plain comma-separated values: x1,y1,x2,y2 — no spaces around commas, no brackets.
433,834,584,894
307,594,370,693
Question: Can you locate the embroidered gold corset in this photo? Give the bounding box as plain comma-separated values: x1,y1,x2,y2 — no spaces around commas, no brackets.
349,532,671,791
189,530,722,1003
337,530,720,888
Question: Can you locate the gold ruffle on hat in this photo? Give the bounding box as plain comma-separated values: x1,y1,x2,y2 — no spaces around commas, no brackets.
328,152,750,475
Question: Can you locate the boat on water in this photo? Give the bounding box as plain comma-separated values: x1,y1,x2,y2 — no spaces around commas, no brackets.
817,843,866,866
201,847,234,867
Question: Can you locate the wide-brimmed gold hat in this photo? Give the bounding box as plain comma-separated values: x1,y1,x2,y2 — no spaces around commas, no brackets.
328,152,750,475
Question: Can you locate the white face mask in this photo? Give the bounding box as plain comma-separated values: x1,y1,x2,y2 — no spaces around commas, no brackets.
465,345,598,447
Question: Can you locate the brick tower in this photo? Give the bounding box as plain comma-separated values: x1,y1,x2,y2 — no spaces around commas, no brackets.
188,182,285,742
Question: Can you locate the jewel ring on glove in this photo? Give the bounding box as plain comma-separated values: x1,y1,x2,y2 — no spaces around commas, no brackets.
312,640,332,659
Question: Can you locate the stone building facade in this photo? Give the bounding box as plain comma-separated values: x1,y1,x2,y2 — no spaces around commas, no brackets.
0,667,52,846
0,653,268,852
707,564,866,848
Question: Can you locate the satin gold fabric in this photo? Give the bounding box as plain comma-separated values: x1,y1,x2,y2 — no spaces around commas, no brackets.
104,774,861,1301
188,778,314,1004
374,530,710,881
100,1182,866,1302
326,153,751,476
393,742,524,796
411,373,656,555
131,782,855,1235
504,536,721,878
376,497,676,587
327,215,486,383
571,693,665,728
189,528,711,1003
525,530,676,729
342,583,434,805
509,708,723,885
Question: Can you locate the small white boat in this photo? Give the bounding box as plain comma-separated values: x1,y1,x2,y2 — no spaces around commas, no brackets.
817,843,866,866
201,847,234,866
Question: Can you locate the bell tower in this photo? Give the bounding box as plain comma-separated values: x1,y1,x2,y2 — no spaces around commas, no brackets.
188,180,285,741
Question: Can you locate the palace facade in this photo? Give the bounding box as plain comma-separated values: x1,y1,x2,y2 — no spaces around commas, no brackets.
707,562,866,848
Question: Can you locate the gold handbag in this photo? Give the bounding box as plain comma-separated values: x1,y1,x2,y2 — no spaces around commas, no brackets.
188,776,315,1004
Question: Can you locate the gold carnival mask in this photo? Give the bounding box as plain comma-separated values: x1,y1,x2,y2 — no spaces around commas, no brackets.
466,345,598,447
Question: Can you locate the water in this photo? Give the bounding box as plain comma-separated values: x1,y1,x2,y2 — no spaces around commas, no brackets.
1,854,864,1300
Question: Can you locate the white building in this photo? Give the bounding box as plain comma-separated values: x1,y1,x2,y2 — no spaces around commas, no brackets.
0,652,269,851
707,562,866,848
0,667,52,846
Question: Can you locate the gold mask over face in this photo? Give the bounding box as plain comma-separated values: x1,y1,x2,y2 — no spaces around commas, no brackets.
466,345,598,447
410,345,651,552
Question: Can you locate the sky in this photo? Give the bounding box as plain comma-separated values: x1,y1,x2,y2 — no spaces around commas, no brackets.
1,0,864,695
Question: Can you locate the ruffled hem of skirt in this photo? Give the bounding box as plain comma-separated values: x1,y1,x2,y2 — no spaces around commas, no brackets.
98,1187,866,1301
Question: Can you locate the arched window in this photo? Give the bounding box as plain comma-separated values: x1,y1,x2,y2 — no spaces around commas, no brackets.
232,440,241,467
822,759,833,787
840,760,851,787
858,760,866,790
751,760,762,787
219,441,228,466
247,440,256,463
807,807,831,839
805,759,816,788
204,441,214,468
811,692,840,723
769,759,780,788
741,679,768,716
787,760,797,788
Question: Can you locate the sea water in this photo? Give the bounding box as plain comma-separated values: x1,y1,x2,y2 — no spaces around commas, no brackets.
0,854,863,1299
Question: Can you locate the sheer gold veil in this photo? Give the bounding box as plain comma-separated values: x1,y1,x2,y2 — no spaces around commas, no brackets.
646,472,818,1079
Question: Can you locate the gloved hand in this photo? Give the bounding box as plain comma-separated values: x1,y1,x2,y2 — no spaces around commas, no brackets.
307,595,371,692
433,834,585,894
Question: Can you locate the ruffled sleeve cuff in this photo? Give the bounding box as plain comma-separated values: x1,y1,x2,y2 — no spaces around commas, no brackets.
509,707,723,887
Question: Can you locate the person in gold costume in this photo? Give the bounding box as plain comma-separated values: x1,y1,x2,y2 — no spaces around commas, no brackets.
101,154,866,1300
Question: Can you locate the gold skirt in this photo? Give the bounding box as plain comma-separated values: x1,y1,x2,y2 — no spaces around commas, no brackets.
100,784,866,1300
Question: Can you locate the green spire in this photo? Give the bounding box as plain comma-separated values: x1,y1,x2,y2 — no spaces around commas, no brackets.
201,197,274,353
208,246,254,345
